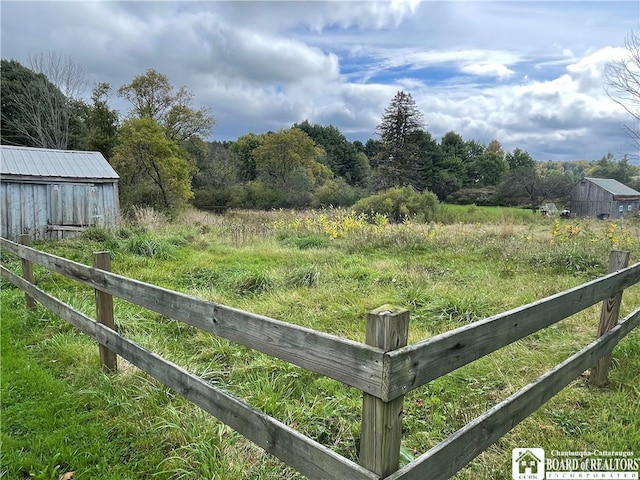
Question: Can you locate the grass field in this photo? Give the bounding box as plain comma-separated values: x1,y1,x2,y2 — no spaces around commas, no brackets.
1,206,639,479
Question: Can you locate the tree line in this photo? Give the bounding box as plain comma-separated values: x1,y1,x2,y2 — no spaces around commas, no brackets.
1,55,638,216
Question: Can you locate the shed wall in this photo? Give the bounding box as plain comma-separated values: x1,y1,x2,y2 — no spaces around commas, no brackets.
0,180,119,241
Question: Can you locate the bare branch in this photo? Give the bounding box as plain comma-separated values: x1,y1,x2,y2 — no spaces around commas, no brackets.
605,32,640,153
29,52,87,100
4,74,70,149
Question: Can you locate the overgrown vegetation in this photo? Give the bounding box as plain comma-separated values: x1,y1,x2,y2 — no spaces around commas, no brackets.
2,207,639,479
352,186,439,223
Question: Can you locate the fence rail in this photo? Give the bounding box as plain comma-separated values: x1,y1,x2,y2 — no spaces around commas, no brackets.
0,237,385,397
2,235,638,480
388,307,640,480
385,259,640,400
0,264,376,480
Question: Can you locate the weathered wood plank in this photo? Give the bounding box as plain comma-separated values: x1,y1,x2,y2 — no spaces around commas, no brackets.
385,262,640,401
387,307,640,480
18,234,37,311
0,265,379,480
94,251,117,373
360,306,409,477
590,251,629,386
48,225,87,232
0,238,385,397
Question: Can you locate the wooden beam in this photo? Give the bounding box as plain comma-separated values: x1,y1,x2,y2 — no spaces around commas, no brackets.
384,262,640,401
0,237,385,397
47,225,87,232
590,250,629,386
359,306,409,477
387,307,640,480
17,234,37,311
0,265,378,480
94,251,117,373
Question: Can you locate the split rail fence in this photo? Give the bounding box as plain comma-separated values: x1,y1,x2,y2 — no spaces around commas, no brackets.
2,235,640,480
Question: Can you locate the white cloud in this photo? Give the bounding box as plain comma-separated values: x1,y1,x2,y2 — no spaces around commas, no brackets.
354,48,521,82
459,63,514,79
0,1,637,160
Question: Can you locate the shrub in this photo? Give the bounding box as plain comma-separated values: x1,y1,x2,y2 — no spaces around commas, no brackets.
229,182,286,210
352,186,439,223
81,225,114,242
311,179,362,208
123,233,178,259
192,188,232,212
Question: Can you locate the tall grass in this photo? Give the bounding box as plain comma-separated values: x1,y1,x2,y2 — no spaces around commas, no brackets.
2,207,639,479
437,203,545,224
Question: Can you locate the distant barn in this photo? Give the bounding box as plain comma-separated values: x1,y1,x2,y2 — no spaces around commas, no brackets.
571,177,640,219
1,145,120,241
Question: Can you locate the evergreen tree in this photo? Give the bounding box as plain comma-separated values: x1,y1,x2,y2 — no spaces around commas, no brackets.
437,131,467,190
505,148,536,170
588,152,638,184
294,120,366,185
84,82,119,160
363,138,382,168
374,91,425,189
409,130,443,192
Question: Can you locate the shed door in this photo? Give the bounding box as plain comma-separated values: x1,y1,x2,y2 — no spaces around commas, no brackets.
49,183,97,227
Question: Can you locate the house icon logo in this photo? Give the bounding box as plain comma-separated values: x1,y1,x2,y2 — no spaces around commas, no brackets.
512,448,545,480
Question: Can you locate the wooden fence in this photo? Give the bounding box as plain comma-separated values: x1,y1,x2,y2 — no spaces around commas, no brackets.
2,235,639,480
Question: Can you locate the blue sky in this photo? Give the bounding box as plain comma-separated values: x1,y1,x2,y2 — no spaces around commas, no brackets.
1,1,639,161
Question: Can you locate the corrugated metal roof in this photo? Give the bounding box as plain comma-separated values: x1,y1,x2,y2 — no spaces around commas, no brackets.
584,177,640,196
0,145,119,180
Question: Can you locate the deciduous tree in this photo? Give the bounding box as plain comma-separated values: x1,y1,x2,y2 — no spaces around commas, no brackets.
118,69,214,142
294,121,368,186
111,118,193,211
253,128,330,207
29,52,86,100
0,57,85,149
230,132,265,182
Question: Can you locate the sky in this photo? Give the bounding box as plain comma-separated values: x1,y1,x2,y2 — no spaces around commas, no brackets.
1,0,639,161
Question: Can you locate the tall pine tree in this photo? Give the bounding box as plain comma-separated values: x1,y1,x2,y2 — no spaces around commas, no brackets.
374,91,425,189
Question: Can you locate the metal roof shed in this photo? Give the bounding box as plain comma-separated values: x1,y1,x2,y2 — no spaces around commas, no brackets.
1,145,120,241
570,177,640,219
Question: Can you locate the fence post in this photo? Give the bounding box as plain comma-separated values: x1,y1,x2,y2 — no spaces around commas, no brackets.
18,234,37,311
360,305,409,477
94,251,117,373
590,250,630,387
